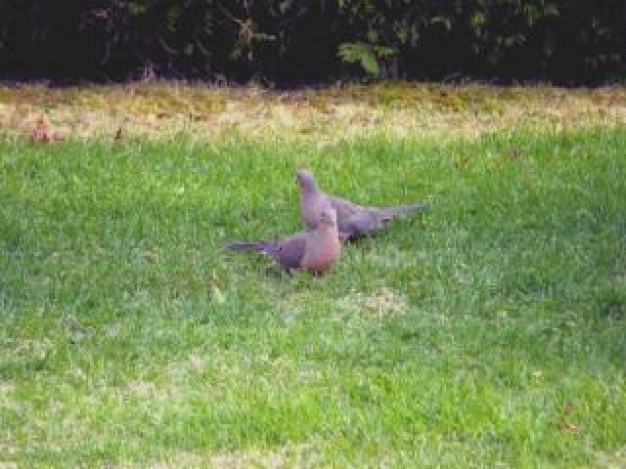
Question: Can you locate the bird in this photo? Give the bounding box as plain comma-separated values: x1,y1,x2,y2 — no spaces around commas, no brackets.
296,169,428,241
228,204,341,275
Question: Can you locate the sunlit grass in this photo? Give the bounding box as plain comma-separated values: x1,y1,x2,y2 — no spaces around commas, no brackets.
0,82,624,143
0,84,625,466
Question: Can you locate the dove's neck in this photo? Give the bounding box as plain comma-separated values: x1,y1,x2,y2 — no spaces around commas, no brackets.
315,222,339,241
303,185,326,206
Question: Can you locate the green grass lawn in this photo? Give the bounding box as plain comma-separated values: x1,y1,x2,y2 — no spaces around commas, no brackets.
1,122,625,466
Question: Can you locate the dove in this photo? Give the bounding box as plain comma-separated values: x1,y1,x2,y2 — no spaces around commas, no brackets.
228,204,341,275
296,169,428,241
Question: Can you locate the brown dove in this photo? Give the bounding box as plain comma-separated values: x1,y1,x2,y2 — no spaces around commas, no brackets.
228,204,341,275
297,169,428,241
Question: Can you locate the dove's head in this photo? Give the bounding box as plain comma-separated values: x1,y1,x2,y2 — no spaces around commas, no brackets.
296,169,317,191
318,205,337,228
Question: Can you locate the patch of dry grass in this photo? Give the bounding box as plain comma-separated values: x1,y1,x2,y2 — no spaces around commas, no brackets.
337,287,408,317
114,442,318,469
596,447,626,469
0,82,624,143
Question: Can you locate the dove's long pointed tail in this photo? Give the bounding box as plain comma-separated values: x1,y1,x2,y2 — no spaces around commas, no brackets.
376,202,429,220
227,242,277,253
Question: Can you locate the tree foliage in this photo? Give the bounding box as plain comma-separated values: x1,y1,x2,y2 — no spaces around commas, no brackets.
0,0,623,84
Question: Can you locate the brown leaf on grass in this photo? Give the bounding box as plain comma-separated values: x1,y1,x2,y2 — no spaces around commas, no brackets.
29,115,63,143
558,421,578,433
556,404,578,433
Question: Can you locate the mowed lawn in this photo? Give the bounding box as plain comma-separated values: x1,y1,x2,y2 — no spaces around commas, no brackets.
1,85,625,467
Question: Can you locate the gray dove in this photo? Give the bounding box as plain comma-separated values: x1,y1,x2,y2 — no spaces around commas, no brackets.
297,169,428,241
228,204,341,275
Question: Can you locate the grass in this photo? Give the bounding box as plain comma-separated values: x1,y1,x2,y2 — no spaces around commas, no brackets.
1,84,626,467
1,82,625,142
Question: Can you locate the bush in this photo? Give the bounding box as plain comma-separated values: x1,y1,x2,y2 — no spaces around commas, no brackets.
0,0,623,84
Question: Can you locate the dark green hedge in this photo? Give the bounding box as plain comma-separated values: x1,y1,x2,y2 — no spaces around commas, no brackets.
0,1,623,84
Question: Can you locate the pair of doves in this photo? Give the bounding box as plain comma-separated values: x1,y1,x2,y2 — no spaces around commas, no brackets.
228,170,428,275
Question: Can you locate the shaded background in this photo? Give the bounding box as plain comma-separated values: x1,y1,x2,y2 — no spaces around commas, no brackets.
0,0,624,85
